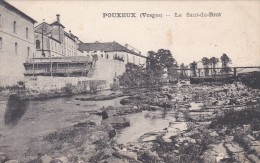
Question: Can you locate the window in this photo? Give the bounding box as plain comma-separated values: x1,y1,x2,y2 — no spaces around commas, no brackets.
26,28,29,39
101,54,103,58
36,40,40,49
27,47,30,57
0,37,2,50
106,54,109,59
13,21,16,33
15,42,18,54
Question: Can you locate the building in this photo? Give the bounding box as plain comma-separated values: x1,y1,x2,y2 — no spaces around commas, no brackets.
34,14,83,58
0,0,37,86
24,56,93,77
79,41,146,66
78,41,147,84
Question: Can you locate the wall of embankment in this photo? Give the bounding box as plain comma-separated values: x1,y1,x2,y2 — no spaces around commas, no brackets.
24,76,108,93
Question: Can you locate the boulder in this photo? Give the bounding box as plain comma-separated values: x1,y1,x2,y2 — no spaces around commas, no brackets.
40,155,53,163
55,157,68,163
101,156,124,163
113,150,138,161
108,129,116,139
5,160,19,163
103,116,130,129
73,121,96,127
0,153,8,163
209,131,219,137
101,110,117,120
142,135,157,142
120,98,132,105
50,159,62,163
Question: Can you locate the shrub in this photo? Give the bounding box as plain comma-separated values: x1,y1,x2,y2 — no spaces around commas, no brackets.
89,81,98,93
61,83,74,95
110,82,120,91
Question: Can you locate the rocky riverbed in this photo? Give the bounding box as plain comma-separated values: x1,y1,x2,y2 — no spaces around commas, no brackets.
0,83,260,163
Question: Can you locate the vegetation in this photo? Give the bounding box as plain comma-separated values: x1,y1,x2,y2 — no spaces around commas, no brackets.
120,49,178,87
61,83,74,95
119,63,147,87
220,53,232,74
202,57,210,76
0,81,25,92
179,63,189,79
209,57,219,75
146,49,178,81
190,61,197,77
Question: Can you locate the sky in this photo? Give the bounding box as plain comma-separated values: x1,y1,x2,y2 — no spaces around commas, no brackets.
7,0,260,67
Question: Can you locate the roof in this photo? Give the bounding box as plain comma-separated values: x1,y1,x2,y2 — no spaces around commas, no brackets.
64,31,76,42
79,42,147,58
50,21,65,28
0,0,37,23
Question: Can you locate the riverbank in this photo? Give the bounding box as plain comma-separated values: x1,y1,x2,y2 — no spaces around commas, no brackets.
0,83,259,163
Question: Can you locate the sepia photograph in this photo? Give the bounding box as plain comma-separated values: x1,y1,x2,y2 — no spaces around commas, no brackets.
0,0,260,162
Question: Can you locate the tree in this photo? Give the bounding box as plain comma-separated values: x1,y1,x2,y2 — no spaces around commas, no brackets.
179,63,188,79
220,53,232,74
146,49,177,81
210,57,219,75
190,61,197,77
120,63,146,87
201,57,210,76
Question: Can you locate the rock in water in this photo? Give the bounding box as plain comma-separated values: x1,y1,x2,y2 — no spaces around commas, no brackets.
103,116,130,129
40,155,53,163
108,129,117,139
5,160,19,163
0,153,9,163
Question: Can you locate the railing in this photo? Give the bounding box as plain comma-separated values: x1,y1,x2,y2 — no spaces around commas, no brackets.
25,67,89,75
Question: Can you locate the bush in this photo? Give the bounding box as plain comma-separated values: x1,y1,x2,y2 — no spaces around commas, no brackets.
61,83,74,95
89,82,98,93
110,83,120,91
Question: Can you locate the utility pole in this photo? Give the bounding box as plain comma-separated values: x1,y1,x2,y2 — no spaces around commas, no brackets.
32,53,35,77
41,19,45,57
234,67,237,87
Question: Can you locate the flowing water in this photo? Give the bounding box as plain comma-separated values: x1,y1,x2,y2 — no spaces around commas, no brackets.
0,91,123,157
0,88,186,158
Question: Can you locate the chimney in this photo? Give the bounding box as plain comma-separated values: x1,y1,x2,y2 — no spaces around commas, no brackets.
69,30,72,36
56,14,60,22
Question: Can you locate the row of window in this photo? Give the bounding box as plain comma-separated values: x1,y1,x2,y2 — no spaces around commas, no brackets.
0,37,30,55
13,21,30,39
36,39,77,56
0,13,30,39
64,37,76,49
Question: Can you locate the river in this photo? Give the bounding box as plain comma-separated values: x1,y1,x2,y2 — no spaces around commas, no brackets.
0,89,184,159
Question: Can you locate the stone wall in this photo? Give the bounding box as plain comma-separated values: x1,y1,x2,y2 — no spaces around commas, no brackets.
25,76,108,92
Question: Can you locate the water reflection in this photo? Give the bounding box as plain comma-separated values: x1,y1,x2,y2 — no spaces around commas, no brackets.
4,95,28,126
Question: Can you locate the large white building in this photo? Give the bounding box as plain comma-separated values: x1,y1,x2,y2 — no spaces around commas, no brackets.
0,0,37,86
79,41,146,65
79,41,147,84
34,14,83,58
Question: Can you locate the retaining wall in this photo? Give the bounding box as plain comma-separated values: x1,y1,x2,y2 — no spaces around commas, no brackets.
25,76,108,92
